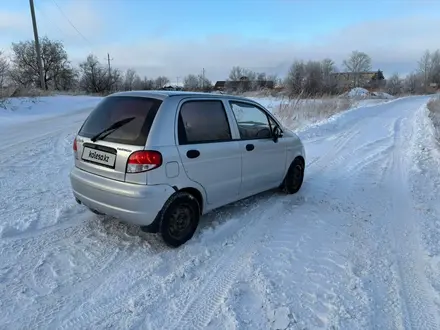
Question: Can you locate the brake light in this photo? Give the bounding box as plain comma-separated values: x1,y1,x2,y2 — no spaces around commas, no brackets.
126,150,162,173
73,137,78,159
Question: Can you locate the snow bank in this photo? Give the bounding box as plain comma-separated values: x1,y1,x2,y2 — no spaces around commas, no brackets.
0,95,102,127
427,96,440,142
405,102,440,305
341,87,394,100
347,87,370,97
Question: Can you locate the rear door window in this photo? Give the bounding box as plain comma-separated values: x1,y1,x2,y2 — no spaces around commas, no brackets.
178,100,232,144
78,96,162,146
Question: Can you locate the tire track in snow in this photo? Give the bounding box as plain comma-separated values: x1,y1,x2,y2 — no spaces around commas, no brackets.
0,109,89,157
57,196,283,329
385,117,440,329
163,140,353,330
166,200,288,330
305,123,360,169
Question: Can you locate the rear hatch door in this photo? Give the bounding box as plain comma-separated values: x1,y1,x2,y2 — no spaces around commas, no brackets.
75,95,162,182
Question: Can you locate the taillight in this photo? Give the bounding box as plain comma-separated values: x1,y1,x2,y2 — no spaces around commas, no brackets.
126,150,162,173
73,137,78,159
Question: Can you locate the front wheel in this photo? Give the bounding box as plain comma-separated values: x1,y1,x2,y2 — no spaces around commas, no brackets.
282,158,305,194
159,192,200,248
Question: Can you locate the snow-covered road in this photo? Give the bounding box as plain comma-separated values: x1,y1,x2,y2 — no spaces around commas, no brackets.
1,96,440,330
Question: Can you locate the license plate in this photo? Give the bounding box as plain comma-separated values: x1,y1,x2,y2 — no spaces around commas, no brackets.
82,147,116,167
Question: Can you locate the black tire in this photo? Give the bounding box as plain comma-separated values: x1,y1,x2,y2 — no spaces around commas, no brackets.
159,191,200,248
282,158,305,194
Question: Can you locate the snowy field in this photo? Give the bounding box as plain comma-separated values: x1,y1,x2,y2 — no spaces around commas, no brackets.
1,93,440,329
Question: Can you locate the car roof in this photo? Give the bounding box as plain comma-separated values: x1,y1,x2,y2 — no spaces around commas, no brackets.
108,90,255,103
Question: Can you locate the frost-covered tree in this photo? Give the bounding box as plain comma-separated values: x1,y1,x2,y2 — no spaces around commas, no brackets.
386,73,402,95
343,51,372,87
10,36,75,90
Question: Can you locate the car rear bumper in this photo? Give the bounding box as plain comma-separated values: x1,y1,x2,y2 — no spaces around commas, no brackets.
70,167,175,226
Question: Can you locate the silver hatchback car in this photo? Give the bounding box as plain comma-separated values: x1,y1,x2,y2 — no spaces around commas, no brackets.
70,91,306,247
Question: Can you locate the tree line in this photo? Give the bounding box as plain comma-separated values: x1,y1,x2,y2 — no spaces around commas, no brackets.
0,36,439,97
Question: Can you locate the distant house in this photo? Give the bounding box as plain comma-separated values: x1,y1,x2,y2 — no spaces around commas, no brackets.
214,76,275,91
330,70,385,91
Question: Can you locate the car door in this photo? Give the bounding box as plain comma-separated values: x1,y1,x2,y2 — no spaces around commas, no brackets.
176,99,242,207
229,100,287,197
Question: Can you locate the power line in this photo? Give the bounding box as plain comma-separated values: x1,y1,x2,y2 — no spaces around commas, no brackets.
51,0,93,47
34,5,64,37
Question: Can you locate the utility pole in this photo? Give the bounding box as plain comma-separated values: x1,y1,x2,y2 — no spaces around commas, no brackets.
29,0,45,90
176,76,180,86
107,53,112,77
107,53,113,91
202,68,205,90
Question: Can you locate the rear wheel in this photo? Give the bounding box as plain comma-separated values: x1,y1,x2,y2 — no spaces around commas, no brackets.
282,158,305,194
159,192,200,247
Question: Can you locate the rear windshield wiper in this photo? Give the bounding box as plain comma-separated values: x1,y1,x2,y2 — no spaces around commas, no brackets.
90,117,135,142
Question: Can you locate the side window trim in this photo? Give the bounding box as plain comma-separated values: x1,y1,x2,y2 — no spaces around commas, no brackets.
177,98,234,145
229,100,278,141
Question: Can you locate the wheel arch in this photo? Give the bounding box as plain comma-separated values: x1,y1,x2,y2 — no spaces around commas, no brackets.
178,187,204,215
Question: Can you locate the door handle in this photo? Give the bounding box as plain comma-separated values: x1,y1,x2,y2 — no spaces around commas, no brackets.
186,149,200,159
245,144,254,151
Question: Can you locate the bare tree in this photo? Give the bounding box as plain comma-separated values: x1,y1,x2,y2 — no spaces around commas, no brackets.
342,51,372,87
417,49,440,91
321,58,338,94
302,61,323,95
430,50,440,85
386,73,402,95
141,77,155,90
132,75,143,90
418,50,431,89
183,73,212,91
0,50,9,102
403,72,421,94
154,76,170,89
10,36,74,90
0,51,9,88
123,68,137,91
228,66,245,81
79,54,120,94
285,60,306,96
183,74,199,90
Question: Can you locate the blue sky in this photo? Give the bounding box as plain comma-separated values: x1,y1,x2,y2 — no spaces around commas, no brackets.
1,0,440,80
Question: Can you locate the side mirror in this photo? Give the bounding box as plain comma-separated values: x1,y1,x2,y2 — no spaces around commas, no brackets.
272,126,283,142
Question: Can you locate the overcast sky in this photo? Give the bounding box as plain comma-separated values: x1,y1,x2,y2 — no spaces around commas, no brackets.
1,0,439,83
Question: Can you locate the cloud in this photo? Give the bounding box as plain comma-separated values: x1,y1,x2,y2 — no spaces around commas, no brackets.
36,1,103,46
0,10,29,32
85,14,439,81
1,3,438,81
0,1,103,55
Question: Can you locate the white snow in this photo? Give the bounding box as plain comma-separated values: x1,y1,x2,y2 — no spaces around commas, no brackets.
0,95,102,127
1,94,440,329
342,87,395,100
347,87,371,97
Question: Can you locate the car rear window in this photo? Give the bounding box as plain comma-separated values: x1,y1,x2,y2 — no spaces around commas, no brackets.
78,96,162,146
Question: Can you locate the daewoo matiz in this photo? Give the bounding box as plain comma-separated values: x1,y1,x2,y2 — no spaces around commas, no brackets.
70,91,306,247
